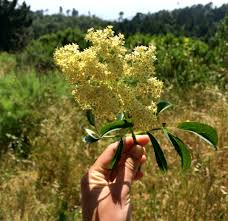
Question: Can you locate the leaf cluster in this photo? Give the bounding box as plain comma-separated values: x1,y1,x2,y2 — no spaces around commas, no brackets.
83,101,218,171
126,33,222,90
0,71,69,157
18,28,89,71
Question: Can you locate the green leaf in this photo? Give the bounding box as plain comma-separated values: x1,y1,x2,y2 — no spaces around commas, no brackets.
156,100,172,115
102,128,123,137
83,135,99,144
147,132,167,171
83,128,100,144
166,132,191,170
162,127,172,143
100,119,133,136
85,128,100,139
108,138,124,170
177,121,218,150
86,110,95,126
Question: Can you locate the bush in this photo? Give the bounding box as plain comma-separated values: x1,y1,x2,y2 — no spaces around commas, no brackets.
154,34,216,89
209,16,228,91
126,33,220,90
0,0,32,51
18,28,88,71
0,70,70,157
0,52,16,77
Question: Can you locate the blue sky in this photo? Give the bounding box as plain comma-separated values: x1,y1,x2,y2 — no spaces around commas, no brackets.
18,0,227,20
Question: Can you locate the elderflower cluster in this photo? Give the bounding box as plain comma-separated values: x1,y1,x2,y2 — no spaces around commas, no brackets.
54,26,163,130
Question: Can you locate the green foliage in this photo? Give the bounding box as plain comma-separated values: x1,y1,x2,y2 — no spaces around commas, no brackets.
18,28,88,71
83,134,99,144
147,132,167,171
214,15,228,66
126,33,220,90
83,129,100,144
0,71,69,156
125,33,153,48
116,3,228,41
0,52,16,76
0,1,227,53
177,121,218,149
85,110,96,127
210,16,228,90
156,100,173,115
0,0,32,51
164,130,191,170
108,138,124,170
31,12,107,39
83,101,217,172
155,34,216,89
83,118,133,143
100,119,133,136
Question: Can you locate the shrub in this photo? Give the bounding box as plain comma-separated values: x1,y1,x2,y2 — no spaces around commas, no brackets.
126,33,220,90
18,28,88,71
209,16,228,91
0,0,32,51
0,52,16,77
154,34,215,89
0,70,70,157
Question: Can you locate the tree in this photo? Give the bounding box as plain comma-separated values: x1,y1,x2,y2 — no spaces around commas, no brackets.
66,9,70,16
0,0,32,51
59,6,63,14
118,11,124,22
72,8,78,17
115,3,228,41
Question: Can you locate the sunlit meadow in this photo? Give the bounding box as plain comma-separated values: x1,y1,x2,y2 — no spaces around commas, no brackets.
0,8,227,221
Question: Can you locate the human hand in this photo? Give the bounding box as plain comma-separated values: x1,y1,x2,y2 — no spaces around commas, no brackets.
81,135,149,221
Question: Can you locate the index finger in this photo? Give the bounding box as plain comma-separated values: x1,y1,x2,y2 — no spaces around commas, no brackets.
123,135,150,153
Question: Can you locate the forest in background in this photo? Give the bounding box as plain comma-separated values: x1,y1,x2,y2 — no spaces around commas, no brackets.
0,0,227,220
1,1,228,51
1,1,227,89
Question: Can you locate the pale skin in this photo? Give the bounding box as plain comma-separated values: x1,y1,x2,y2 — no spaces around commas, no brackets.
81,135,149,221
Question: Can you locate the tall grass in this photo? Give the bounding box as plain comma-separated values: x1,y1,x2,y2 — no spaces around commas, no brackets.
0,56,227,220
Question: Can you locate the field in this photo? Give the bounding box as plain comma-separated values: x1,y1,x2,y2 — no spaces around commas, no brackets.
0,51,227,220
0,2,228,220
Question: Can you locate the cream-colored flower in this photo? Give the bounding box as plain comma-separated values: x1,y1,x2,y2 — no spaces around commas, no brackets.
54,26,163,130
72,82,121,121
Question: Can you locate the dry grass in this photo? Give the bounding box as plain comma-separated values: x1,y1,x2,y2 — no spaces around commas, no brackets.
0,86,227,220
130,87,228,221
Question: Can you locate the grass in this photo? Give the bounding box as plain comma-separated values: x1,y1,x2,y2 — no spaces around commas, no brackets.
0,59,227,220
0,52,16,77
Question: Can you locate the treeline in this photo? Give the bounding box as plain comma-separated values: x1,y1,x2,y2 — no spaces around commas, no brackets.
115,3,228,40
0,0,32,51
31,10,105,40
0,0,227,52
32,2,228,41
